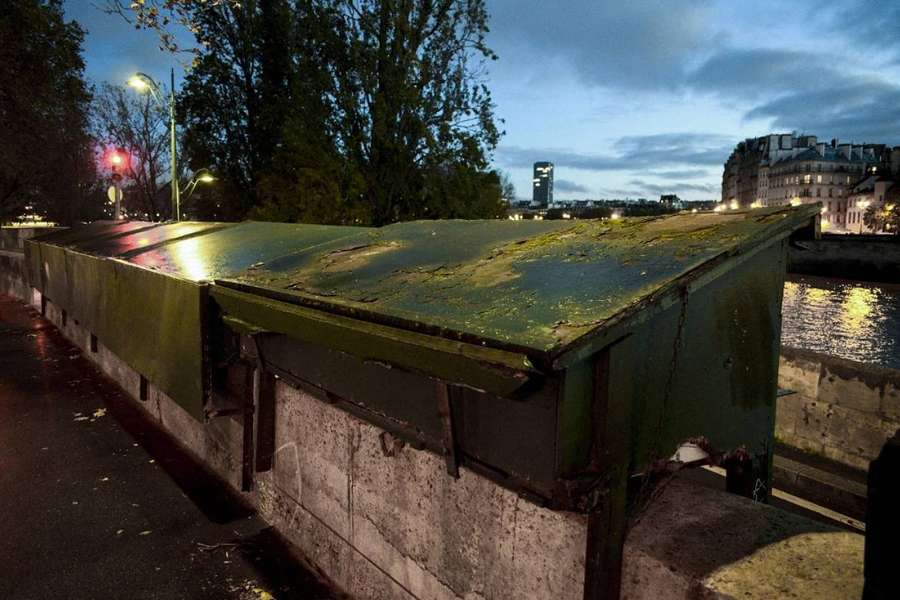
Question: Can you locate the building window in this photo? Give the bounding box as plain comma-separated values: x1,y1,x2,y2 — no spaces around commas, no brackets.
817,174,822,183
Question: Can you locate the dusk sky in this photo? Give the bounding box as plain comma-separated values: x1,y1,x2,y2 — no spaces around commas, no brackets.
64,1,900,201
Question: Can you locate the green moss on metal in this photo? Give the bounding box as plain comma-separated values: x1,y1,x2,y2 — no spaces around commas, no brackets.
221,206,818,358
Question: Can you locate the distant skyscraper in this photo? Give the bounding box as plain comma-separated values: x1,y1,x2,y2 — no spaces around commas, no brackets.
532,162,553,207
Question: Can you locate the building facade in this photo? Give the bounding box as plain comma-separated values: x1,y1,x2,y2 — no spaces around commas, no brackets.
532,162,553,208
721,134,898,231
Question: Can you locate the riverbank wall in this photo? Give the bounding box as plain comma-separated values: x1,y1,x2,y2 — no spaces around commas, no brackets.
778,346,900,471
0,225,866,600
788,234,900,283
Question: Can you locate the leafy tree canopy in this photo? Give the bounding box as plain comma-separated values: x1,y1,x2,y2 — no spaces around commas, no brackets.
108,0,505,225
1,0,102,225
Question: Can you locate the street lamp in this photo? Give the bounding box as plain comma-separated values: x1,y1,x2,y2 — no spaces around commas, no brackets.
857,200,870,234
128,69,180,221
183,168,216,203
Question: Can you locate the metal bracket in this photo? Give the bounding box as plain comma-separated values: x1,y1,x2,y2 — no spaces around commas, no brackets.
436,382,460,478
251,334,277,474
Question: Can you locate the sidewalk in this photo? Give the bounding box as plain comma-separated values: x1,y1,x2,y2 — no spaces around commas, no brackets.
0,295,339,600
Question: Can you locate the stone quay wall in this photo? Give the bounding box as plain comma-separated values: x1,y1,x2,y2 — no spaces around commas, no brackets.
0,233,864,600
778,346,900,471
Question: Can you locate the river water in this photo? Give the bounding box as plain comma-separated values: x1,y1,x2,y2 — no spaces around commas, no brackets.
781,275,900,370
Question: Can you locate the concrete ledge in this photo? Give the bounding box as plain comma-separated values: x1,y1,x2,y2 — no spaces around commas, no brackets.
623,478,863,599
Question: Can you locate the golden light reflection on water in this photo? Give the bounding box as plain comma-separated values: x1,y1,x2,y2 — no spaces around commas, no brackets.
840,287,876,334
781,277,900,370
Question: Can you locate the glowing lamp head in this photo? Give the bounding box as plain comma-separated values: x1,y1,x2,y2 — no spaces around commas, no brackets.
197,173,216,183
109,152,123,166
127,75,150,92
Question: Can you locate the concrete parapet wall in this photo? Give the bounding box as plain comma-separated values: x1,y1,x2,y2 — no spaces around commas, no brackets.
0,250,29,302
31,287,865,599
0,226,56,252
0,263,865,600
778,346,900,470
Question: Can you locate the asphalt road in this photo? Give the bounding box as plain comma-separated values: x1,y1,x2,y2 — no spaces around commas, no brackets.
0,295,339,600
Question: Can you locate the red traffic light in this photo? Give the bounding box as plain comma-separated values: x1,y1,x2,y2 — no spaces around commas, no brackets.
105,149,129,170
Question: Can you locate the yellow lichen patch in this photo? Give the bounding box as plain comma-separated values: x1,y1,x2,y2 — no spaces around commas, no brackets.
641,212,742,234
702,531,863,599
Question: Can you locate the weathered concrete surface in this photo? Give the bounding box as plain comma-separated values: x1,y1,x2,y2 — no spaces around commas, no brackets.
254,383,588,600
0,250,28,300
778,346,900,470
0,295,338,599
0,225,55,251
622,478,864,600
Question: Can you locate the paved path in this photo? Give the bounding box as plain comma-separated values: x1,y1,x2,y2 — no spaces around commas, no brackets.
0,295,339,600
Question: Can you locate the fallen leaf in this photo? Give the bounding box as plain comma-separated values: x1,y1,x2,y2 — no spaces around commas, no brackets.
139,530,151,536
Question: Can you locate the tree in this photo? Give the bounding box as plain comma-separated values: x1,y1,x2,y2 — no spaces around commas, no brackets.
319,0,502,225
863,202,900,235
108,0,505,225
0,0,100,225
499,171,516,204
93,83,172,220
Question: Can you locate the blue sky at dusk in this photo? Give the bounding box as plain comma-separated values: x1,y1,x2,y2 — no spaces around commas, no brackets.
65,1,900,201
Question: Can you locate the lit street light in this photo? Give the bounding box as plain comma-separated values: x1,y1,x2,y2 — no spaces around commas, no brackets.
183,168,216,204
856,200,870,234
128,69,180,221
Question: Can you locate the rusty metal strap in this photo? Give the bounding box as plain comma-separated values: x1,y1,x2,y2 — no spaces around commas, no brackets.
436,382,460,478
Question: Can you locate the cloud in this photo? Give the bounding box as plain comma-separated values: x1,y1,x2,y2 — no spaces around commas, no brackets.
686,48,829,99
649,169,709,180
743,81,900,143
684,44,900,143
487,0,716,90
554,179,589,193
496,133,732,173
628,180,718,195
488,1,900,147
818,1,900,61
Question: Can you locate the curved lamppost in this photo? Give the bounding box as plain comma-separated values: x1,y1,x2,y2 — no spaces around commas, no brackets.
184,168,216,203
127,69,180,221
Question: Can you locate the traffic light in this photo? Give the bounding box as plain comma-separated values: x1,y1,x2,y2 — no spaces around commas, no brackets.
105,149,129,182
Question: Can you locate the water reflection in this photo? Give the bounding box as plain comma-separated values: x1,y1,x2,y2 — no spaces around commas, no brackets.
781,276,900,370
